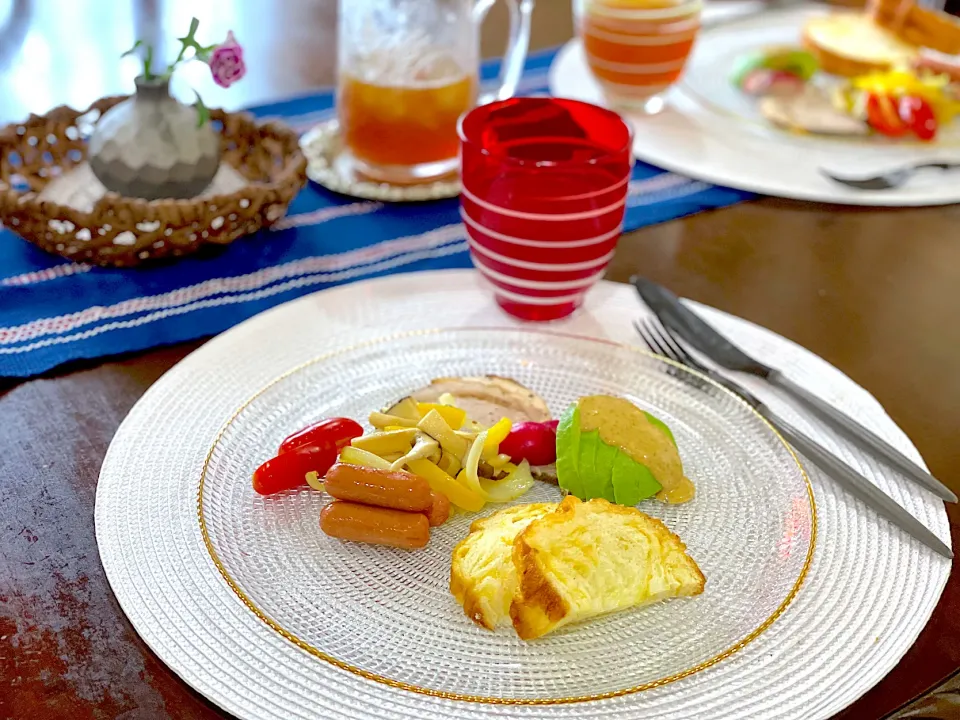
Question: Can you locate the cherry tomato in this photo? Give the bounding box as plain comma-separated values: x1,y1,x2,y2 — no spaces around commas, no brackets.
279,417,363,455
898,95,938,141
253,443,337,495
499,421,558,466
865,93,908,138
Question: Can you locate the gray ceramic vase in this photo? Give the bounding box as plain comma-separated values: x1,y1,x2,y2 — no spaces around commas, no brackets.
88,76,221,200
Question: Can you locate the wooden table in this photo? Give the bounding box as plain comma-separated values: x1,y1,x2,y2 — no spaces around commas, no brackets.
1,1,958,718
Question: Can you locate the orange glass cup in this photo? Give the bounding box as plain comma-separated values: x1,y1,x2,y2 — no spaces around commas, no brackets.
575,0,702,114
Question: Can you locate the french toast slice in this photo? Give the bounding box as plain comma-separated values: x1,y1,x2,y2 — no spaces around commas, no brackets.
509,496,705,640
450,503,558,630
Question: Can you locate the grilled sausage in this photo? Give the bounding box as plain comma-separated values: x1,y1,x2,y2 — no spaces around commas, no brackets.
320,501,430,549
324,463,432,512
425,491,451,527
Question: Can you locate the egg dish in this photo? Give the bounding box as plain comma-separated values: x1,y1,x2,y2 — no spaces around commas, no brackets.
451,496,705,639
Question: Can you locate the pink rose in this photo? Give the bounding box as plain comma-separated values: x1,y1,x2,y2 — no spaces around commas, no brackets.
208,31,246,88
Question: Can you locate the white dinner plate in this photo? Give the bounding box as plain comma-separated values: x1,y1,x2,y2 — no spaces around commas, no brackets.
95,269,951,719
549,4,960,206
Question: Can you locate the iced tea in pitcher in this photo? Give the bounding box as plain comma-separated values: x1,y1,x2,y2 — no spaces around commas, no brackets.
339,48,477,182
337,0,534,185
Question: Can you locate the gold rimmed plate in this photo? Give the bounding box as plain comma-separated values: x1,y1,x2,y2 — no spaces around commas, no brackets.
300,120,461,202
198,328,815,704
95,271,951,719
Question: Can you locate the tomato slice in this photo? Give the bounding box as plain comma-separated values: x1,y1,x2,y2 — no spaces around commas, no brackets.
253,444,338,495
865,93,908,137
279,417,363,455
898,95,938,141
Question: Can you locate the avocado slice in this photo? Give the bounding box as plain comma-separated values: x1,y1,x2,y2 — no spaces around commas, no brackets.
611,451,662,506
559,400,678,505
592,436,619,502
577,430,618,501
577,430,601,499
643,411,677,448
556,403,584,499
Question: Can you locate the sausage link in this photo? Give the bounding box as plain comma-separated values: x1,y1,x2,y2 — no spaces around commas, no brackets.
324,463,433,512
425,491,451,527
320,501,430,549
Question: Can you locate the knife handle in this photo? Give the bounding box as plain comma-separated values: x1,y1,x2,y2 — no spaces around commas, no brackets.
762,408,953,559
767,369,957,503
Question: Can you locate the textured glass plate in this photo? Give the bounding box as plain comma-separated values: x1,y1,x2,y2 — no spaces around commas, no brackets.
200,328,814,703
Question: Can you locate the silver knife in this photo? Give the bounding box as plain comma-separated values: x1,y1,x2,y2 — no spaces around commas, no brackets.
635,319,953,558
768,414,951,558
632,276,957,504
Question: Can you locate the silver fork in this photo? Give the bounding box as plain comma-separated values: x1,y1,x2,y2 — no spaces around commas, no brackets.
821,162,960,191
634,317,953,559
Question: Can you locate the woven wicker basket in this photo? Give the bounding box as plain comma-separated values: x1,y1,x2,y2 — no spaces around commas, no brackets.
0,96,307,267
870,0,960,54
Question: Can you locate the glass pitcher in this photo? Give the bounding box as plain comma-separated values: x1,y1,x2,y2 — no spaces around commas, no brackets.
338,0,534,185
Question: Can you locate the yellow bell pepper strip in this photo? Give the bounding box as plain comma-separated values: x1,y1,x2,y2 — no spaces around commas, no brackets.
416,403,467,430
483,418,512,450
407,458,485,512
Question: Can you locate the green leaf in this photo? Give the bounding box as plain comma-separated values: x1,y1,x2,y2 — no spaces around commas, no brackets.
122,39,156,81
143,44,155,80
170,17,204,71
121,39,143,59
179,17,201,48
193,91,209,128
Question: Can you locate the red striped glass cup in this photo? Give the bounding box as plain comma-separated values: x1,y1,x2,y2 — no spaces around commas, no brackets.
458,97,632,322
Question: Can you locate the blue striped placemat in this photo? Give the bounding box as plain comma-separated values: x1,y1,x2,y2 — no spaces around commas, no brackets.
0,47,754,378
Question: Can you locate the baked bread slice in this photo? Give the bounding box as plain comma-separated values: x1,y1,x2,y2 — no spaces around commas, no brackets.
802,13,918,77
450,503,557,630
509,496,705,640
872,0,960,55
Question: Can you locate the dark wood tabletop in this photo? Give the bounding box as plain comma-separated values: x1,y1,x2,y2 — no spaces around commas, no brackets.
1,1,958,719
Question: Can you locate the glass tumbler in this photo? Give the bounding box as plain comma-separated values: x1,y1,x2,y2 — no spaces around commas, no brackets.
575,0,702,114
459,97,633,321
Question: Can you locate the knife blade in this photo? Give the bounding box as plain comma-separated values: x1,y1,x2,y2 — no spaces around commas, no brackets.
632,275,957,504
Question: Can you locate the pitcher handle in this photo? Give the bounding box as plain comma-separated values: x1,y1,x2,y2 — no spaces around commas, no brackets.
474,0,535,103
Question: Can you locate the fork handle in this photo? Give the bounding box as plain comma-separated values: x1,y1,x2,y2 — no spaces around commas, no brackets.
761,408,953,559
767,370,956,502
